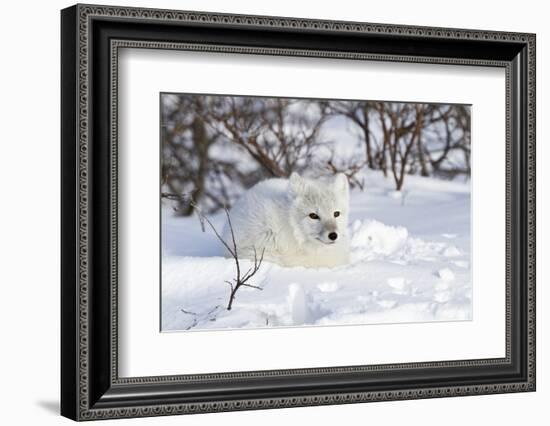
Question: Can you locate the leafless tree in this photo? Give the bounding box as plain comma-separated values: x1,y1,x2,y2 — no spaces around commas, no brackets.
322,100,379,170
373,102,425,190
162,94,471,210
161,95,222,215
429,105,471,178
325,100,471,190
206,97,328,177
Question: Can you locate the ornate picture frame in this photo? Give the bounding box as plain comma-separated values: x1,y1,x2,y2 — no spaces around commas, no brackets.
61,3,535,421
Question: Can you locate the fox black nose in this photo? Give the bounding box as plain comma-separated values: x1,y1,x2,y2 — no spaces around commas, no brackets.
328,232,338,241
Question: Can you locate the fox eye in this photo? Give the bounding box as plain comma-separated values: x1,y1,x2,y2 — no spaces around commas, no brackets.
309,213,320,220
334,211,340,218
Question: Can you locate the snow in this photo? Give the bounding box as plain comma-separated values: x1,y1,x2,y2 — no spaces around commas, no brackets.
161,170,472,331
437,268,456,282
443,246,461,257
351,220,409,257
387,277,411,295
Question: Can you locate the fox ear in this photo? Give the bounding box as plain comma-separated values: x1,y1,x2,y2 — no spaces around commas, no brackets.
289,172,305,196
333,173,349,193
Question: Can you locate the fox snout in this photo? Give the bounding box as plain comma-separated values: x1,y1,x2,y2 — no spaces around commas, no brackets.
320,220,342,243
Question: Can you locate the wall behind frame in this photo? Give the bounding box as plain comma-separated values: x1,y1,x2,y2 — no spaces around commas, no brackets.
0,0,546,425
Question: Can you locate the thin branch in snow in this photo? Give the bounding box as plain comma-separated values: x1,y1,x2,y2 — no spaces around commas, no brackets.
176,194,265,311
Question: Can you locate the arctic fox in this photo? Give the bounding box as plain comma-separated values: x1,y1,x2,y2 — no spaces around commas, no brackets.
223,172,351,268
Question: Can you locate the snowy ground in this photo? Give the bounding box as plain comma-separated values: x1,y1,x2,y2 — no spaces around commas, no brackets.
161,171,471,331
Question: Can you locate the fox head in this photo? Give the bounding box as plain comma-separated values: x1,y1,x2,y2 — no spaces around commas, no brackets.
288,172,350,247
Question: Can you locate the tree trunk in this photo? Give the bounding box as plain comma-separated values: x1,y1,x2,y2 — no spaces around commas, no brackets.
178,115,210,216
416,135,430,177
362,105,375,169
396,107,425,190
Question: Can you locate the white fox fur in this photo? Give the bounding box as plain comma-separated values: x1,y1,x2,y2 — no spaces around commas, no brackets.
223,172,351,268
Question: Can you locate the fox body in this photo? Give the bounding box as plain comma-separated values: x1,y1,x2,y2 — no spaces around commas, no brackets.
223,172,351,268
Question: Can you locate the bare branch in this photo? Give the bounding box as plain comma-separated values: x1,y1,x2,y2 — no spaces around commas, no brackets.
175,194,265,311
240,283,264,290
224,280,234,292
190,200,236,258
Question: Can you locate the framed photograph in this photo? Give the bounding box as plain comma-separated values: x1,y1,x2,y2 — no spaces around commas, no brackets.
61,4,536,421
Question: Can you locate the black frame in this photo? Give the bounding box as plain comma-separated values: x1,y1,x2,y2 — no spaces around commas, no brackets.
61,4,536,421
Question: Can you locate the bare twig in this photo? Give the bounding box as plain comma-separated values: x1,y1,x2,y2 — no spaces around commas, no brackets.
173,195,265,311
225,245,265,311
326,158,366,190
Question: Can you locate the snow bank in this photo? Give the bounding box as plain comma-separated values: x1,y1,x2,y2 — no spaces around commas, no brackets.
351,220,408,256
